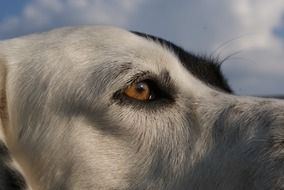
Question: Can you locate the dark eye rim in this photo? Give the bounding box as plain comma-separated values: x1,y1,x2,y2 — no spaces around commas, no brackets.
112,76,176,108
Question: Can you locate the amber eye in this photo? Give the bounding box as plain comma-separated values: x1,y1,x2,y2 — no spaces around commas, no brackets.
124,81,154,101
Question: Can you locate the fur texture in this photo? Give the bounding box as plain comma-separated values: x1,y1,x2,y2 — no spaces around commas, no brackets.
0,26,283,190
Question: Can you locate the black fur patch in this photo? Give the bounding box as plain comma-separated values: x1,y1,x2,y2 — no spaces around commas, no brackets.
132,31,232,93
0,142,26,190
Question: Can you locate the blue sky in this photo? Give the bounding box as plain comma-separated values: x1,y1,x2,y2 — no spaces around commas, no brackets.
0,0,284,96
0,0,29,19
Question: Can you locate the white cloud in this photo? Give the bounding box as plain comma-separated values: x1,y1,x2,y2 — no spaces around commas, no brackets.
0,0,144,39
230,0,284,50
218,0,284,95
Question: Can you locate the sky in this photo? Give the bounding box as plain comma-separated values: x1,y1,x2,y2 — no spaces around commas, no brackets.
0,0,283,96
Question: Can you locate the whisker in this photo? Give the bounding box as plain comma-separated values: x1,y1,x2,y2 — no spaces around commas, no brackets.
219,50,244,65
210,33,254,58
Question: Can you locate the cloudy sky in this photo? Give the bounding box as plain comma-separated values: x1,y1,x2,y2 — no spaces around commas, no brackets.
0,0,283,96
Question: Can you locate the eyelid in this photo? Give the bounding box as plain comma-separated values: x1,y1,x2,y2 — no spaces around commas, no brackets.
124,71,176,97
125,72,157,88
112,70,177,106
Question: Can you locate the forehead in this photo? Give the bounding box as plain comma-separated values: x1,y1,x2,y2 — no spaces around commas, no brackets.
65,26,179,68
4,26,231,95
60,27,191,78
37,26,230,99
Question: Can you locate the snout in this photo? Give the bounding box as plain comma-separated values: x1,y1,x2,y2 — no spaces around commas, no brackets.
214,96,284,144
189,96,284,190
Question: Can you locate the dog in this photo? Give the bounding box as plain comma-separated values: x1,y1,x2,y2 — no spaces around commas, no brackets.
0,26,283,190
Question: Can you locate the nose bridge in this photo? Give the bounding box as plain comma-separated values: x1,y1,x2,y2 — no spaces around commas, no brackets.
228,94,284,121
233,96,284,120
194,90,280,137
210,94,284,145
210,91,284,116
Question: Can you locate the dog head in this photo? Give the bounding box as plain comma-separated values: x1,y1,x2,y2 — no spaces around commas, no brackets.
0,26,283,190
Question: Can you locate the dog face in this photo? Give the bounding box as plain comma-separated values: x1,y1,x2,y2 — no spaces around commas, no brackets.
0,26,283,190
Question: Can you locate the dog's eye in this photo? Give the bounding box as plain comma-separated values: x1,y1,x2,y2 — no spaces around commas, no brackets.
124,81,155,101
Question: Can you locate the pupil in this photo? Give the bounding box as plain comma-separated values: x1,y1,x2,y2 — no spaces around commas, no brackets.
135,83,146,93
